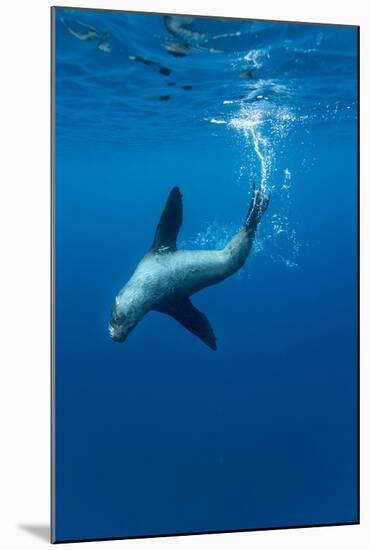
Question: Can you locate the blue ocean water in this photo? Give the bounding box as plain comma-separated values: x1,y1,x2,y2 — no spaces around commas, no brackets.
53,8,358,542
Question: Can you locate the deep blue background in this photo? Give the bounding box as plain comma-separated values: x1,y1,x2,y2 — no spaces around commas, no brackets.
54,8,358,542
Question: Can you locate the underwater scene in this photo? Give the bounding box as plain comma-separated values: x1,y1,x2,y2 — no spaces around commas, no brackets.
53,8,358,542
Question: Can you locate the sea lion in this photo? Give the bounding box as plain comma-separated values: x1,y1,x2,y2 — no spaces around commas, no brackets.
109,186,269,349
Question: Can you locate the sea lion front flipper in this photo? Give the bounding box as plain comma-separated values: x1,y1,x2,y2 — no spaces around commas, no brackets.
156,297,217,350
151,187,183,252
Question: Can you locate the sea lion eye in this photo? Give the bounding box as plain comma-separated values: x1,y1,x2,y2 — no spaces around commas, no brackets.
111,310,122,324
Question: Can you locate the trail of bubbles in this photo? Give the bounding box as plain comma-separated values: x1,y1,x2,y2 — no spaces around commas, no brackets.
229,111,267,177
246,124,269,194
199,102,300,267
228,102,300,267
228,102,295,194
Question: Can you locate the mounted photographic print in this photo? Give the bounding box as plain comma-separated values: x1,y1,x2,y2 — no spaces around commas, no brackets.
51,6,359,543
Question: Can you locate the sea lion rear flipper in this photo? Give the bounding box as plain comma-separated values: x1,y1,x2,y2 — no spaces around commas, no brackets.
156,297,217,350
245,188,270,232
151,187,183,251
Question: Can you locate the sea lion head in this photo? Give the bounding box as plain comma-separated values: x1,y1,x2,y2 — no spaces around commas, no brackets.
109,293,139,342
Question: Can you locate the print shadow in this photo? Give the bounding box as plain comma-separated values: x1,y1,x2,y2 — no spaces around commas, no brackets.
19,524,50,543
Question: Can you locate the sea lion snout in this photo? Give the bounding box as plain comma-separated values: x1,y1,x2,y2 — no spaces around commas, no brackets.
108,323,127,342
